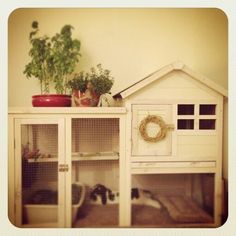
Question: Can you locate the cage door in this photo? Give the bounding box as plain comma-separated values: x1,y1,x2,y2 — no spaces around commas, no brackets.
132,105,173,156
14,118,65,227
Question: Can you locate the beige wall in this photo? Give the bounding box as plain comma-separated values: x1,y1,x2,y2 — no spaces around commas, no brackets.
8,8,228,179
8,8,227,106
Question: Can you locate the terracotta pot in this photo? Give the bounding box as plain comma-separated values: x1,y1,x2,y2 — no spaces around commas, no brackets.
32,94,72,107
73,90,100,107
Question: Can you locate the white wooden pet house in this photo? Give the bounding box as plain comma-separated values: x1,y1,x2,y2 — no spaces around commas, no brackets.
8,62,227,228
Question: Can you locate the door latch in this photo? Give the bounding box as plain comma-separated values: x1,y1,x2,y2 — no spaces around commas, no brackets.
58,164,69,172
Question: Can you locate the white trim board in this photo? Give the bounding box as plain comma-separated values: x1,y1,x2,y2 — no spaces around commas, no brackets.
114,61,227,99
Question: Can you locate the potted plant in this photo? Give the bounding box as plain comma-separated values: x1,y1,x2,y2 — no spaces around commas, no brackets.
89,64,114,96
67,72,93,106
23,21,81,107
67,64,114,107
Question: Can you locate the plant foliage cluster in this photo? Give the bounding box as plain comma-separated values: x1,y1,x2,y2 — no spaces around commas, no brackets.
68,64,114,95
24,21,81,94
24,21,114,96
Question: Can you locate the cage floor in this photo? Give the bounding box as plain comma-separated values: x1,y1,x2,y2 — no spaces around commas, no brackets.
74,204,119,227
73,196,213,227
73,204,175,227
158,195,214,224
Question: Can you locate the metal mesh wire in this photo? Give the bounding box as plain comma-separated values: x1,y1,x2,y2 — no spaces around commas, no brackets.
70,118,120,226
21,124,58,207
72,160,119,191
72,118,119,154
20,120,120,226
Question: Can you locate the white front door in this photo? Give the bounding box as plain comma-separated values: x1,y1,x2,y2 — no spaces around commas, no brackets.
14,118,66,227
132,104,173,156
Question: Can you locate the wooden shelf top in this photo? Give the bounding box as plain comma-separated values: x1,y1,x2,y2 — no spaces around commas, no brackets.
27,157,58,163
8,107,126,114
72,152,119,161
27,152,119,163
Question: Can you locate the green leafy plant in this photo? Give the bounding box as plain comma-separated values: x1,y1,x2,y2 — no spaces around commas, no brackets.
89,64,114,95
67,72,89,93
67,64,114,96
23,21,81,94
51,25,81,94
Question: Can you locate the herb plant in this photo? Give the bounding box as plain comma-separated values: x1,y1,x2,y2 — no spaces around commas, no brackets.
89,64,114,95
67,64,114,95
23,21,81,94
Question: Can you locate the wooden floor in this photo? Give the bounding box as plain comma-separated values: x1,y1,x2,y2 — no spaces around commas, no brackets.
74,204,175,227
73,197,213,228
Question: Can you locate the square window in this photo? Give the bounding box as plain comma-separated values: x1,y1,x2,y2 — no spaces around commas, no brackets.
199,105,216,115
199,119,216,130
178,105,194,115
177,119,194,129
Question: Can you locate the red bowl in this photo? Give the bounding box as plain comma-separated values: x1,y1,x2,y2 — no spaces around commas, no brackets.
32,94,72,107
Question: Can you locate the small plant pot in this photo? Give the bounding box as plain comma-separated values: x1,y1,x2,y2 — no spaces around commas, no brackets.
32,94,72,107
72,90,100,107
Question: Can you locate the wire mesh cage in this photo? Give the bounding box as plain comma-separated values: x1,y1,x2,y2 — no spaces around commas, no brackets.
131,173,215,226
72,118,119,156
21,124,59,225
72,160,119,227
71,118,120,227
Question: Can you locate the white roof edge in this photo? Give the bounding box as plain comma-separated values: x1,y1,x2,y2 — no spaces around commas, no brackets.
182,65,228,98
120,63,173,98
118,61,228,99
172,61,185,70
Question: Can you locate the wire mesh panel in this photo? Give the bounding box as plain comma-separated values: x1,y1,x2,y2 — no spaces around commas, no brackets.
131,173,215,227
72,118,119,155
71,118,120,227
72,160,119,227
21,124,59,225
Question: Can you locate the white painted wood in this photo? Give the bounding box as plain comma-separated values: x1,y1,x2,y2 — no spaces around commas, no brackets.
14,118,60,124
117,62,227,99
27,157,58,163
131,161,216,169
177,135,217,145
128,98,218,105
171,104,178,158
8,64,226,229
119,114,128,226
176,135,218,161
13,118,64,227
214,97,224,226
120,64,173,98
132,104,173,156
123,71,224,104
8,107,127,114
124,102,132,226
8,116,15,225
26,153,118,163
176,130,217,136
131,155,218,162
131,167,216,174
14,119,23,227
172,61,185,70
177,144,218,159
65,117,72,228
127,87,218,102
58,118,66,227
182,65,228,97
72,155,119,161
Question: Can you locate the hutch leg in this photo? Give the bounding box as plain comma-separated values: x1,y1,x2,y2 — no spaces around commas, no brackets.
119,115,131,226
214,170,223,227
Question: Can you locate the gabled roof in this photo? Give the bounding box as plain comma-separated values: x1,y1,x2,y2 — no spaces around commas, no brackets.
113,61,228,99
